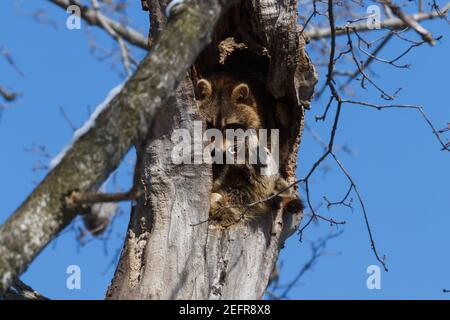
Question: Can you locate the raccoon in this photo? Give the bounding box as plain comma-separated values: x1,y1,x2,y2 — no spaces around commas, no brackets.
195,73,302,226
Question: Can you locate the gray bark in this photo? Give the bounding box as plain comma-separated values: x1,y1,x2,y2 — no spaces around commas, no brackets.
3,279,49,300
106,0,317,300
0,0,241,294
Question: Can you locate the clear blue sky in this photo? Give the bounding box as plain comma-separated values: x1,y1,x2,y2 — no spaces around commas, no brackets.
0,1,448,300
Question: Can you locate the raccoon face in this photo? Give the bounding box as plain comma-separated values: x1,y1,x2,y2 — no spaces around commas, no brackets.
196,77,264,160
195,78,263,131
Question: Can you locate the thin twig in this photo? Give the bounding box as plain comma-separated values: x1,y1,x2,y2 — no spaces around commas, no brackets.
0,87,21,102
304,3,449,40
378,0,436,45
48,0,148,49
277,231,343,299
343,100,450,152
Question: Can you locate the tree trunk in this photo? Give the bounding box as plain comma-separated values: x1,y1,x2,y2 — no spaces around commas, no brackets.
0,0,240,294
106,0,317,300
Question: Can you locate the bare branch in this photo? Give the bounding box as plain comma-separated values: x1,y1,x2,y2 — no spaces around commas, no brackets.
378,0,436,45
276,231,343,299
340,31,394,89
59,106,78,132
48,0,148,50
305,3,449,40
0,87,20,102
67,188,142,205
89,0,133,75
330,153,387,271
343,100,450,152
2,279,49,300
346,28,397,100
302,0,388,271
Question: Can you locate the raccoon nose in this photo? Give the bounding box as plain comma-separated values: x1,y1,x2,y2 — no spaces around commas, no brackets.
210,148,216,158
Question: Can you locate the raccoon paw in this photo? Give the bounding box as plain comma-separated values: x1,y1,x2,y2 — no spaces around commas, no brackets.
209,193,241,227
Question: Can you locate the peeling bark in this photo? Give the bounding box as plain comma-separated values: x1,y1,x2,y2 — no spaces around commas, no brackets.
107,0,317,300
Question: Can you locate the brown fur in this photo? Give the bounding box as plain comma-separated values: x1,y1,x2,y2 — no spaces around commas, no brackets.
195,73,302,227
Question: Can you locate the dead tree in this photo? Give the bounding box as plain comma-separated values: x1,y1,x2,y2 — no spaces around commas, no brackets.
106,0,316,299
0,0,318,298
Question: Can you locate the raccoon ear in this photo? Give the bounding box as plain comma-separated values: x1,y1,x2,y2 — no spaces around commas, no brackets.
231,83,250,102
196,79,212,100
